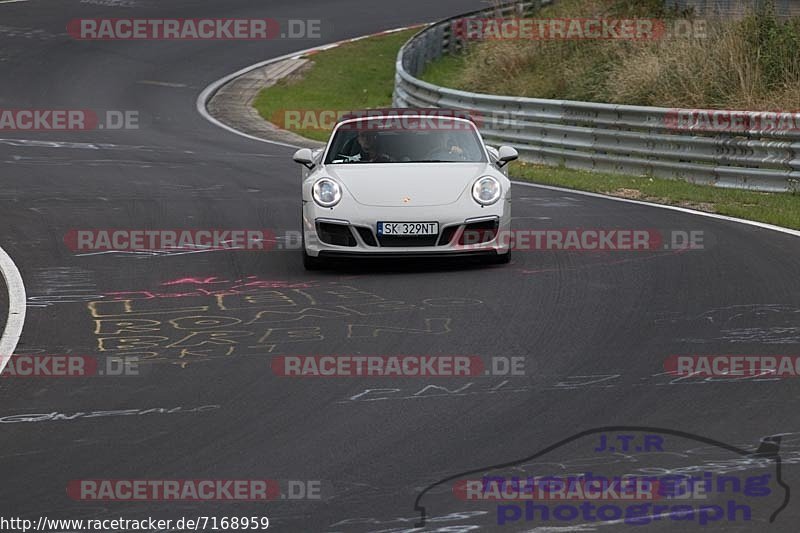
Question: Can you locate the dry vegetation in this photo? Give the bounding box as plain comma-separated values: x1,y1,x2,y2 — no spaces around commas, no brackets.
424,0,800,109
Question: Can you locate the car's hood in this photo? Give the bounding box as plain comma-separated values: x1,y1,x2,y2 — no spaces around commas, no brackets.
324,163,489,207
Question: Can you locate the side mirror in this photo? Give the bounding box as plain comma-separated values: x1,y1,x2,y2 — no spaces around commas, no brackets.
496,146,519,168
293,148,315,169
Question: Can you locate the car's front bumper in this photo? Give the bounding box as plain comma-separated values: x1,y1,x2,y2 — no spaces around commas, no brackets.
317,249,500,259
302,201,511,258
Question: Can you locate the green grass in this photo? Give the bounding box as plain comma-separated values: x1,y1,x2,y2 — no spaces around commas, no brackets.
513,162,800,230
253,28,418,141
251,26,800,230
419,53,466,88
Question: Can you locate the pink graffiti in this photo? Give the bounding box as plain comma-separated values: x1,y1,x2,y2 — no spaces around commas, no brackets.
163,276,314,290
162,277,230,286
103,276,314,300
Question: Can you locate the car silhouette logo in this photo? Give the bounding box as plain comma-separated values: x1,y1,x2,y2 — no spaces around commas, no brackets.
412,425,790,528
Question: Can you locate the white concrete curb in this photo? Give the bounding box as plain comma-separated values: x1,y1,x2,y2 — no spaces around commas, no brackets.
0,245,25,374
197,25,425,149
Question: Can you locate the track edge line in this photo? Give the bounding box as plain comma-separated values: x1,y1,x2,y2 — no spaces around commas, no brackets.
512,180,800,238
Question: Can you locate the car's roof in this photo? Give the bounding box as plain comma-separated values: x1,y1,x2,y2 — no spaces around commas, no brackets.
336,108,477,124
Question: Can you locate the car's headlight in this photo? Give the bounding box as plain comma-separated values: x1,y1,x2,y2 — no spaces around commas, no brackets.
312,178,342,207
472,176,501,206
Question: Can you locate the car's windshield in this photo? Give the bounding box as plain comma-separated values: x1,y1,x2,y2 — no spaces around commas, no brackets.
324,118,486,164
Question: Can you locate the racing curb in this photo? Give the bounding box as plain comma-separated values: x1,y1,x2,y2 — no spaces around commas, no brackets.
201,25,425,150
207,57,322,149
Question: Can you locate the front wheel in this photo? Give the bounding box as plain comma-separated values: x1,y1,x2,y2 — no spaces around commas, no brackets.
489,250,511,265
301,229,325,270
302,248,324,270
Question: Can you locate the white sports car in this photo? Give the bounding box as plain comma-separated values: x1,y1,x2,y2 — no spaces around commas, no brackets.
292,109,518,269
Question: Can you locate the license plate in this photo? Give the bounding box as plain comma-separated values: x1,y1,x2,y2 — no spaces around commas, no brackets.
377,222,439,236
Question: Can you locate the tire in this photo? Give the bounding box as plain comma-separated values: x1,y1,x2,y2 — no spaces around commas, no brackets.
490,250,511,265
301,229,325,270
302,248,324,270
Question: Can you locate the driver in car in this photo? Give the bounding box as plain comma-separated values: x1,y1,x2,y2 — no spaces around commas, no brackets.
355,130,390,162
424,133,466,161
358,130,379,163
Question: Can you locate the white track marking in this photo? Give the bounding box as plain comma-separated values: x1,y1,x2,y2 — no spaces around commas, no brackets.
0,245,26,374
513,180,800,238
137,80,189,88
0,0,29,4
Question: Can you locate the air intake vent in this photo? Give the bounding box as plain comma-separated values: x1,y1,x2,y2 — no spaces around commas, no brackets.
316,222,356,247
438,225,460,246
458,219,498,245
355,227,378,247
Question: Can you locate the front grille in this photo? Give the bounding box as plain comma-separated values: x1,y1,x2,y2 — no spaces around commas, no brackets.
316,222,356,247
458,219,499,245
377,235,439,247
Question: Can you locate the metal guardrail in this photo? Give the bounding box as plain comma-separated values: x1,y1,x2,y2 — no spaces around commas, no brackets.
392,1,800,192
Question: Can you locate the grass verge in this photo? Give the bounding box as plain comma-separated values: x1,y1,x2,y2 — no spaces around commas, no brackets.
250,24,800,230
253,28,418,142
515,163,800,230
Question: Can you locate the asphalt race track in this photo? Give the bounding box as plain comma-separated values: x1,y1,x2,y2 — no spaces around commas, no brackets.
1,1,800,532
